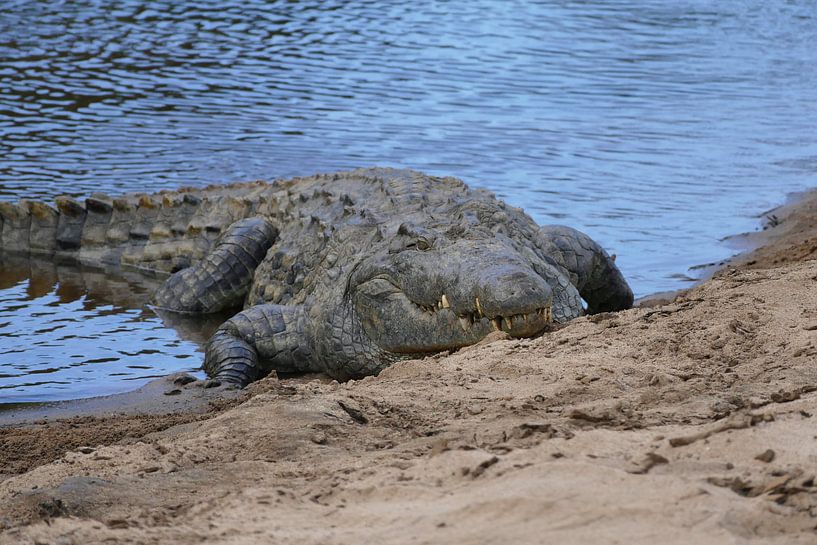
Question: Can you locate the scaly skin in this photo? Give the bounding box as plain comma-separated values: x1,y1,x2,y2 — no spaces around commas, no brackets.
0,168,634,385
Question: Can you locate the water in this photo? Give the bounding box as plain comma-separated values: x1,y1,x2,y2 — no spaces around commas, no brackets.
0,255,224,402
1,0,816,401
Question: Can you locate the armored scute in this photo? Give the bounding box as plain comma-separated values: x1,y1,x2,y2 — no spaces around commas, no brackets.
0,168,633,385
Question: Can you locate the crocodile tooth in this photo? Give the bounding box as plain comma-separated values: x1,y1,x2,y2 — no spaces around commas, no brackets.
441,294,450,309
507,316,514,329
491,318,501,331
458,316,470,331
475,297,483,317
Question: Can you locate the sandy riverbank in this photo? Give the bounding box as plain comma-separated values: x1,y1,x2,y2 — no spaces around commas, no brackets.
1,190,816,545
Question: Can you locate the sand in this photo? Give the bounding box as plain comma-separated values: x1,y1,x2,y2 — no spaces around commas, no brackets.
2,190,817,545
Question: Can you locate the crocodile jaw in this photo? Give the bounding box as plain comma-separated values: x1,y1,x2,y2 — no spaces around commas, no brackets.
354,277,552,355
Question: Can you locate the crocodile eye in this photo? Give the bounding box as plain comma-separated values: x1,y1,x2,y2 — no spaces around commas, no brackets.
405,238,431,251
390,226,436,253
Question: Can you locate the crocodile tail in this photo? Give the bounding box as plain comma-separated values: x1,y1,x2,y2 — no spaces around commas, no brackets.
537,225,634,313
0,181,275,273
0,200,36,253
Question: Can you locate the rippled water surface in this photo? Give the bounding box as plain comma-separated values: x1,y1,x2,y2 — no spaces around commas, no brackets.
1,0,817,401
0,255,222,402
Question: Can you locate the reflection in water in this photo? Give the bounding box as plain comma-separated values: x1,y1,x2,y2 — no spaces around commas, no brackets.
0,253,226,403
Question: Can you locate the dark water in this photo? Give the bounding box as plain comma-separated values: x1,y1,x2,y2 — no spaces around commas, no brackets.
1,0,817,401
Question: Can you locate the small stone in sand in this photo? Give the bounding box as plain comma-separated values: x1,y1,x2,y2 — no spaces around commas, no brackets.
755,449,776,463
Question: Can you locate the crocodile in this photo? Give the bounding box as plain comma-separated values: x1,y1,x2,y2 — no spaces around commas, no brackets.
0,168,633,386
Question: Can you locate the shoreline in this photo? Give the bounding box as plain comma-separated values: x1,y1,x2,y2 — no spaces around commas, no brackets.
1,189,817,544
719,187,817,270
636,186,817,307
0,373,243,427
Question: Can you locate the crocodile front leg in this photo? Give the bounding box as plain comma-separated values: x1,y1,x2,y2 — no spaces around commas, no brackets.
536,225,633,314
204,304,316,386
152,217,277,313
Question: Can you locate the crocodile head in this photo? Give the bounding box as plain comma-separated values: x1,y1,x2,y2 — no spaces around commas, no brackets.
346,222,555,359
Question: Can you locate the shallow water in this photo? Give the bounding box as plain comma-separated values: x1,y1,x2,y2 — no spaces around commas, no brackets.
0,255,223,402
1,0,816,401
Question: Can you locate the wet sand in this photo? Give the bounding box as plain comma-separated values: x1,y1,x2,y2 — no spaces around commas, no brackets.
1,190,817,544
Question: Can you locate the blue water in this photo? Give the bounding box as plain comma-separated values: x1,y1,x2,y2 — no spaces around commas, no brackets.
0,256,214,402
1,0,816,401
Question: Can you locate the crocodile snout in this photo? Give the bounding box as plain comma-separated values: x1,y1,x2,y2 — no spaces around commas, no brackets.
473,266,552,319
